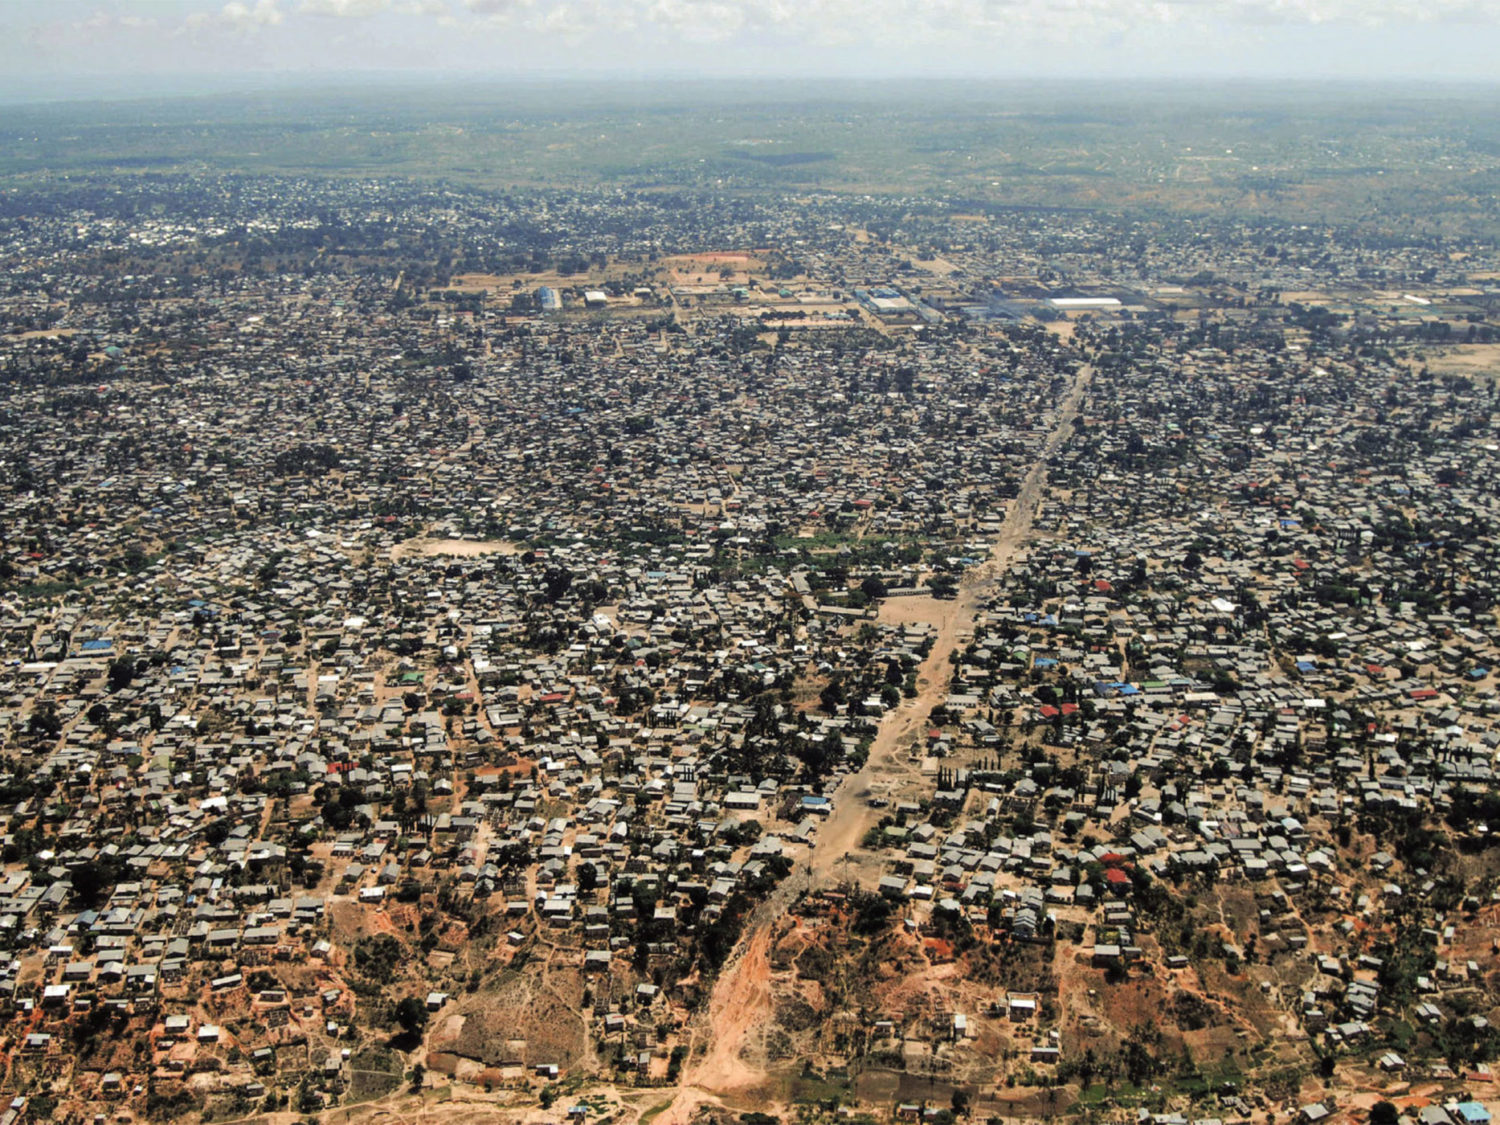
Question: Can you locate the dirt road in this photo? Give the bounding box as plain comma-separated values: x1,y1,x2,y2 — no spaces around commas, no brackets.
808,360,1094,890
651,356,1094,1123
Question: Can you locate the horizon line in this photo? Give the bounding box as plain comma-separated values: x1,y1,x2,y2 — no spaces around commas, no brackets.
5,70,1500,109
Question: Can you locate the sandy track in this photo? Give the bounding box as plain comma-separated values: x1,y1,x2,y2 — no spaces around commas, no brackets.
807,361,1094,891
685,925,773,1094
653,354,1094,1119
652,912,783,1125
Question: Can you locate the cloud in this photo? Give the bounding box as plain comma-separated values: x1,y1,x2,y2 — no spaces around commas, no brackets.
47,0,1500,73
73,8,161,34
638,0,748,42
1220,0,1497,24
464,0,527,15
300,0,390,16
460,0,1500,39
219,0,285,28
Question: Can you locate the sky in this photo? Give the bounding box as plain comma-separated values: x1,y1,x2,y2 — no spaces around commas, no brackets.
4,0,1500,97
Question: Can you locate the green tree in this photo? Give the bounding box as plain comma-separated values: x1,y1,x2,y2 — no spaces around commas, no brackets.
69,859,116,909
107,656,138,692
394,996,429,1038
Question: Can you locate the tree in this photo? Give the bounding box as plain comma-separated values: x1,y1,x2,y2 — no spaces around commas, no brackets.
107,656,137,692
393,996,429,1039
29,702,62,738
70,859,115,909
1370,1104,1398,1125
542,565,574,603
819,678,846,714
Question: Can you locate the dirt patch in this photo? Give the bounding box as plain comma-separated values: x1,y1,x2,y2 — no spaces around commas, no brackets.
666,252,755,265
392,537,523,560
441,970,589,1070
877,593,962,632
660,251,769,289
14,328,81,340
1418,343,1500,379
686,923,776,1095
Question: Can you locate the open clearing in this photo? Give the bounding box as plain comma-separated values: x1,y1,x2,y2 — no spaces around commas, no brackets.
391,538,523,560
14,327,80,340
876,592,962,631
660,250,771,287
1417,343,1500,379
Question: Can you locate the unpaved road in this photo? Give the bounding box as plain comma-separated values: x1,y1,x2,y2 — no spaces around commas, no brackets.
808,360,1094,890
654,357,1095,1122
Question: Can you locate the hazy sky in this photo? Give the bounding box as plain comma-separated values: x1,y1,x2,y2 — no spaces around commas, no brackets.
6,0,1500,94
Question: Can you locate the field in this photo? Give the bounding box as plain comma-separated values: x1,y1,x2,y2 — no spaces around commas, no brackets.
390,537,524,560
661,252,766,289
1416,343,1500,379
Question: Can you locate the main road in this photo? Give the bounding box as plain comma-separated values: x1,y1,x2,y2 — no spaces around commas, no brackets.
807,358,1095,889
651,356,1094,1125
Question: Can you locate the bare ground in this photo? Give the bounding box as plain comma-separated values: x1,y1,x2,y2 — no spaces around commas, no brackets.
391,538,524,560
